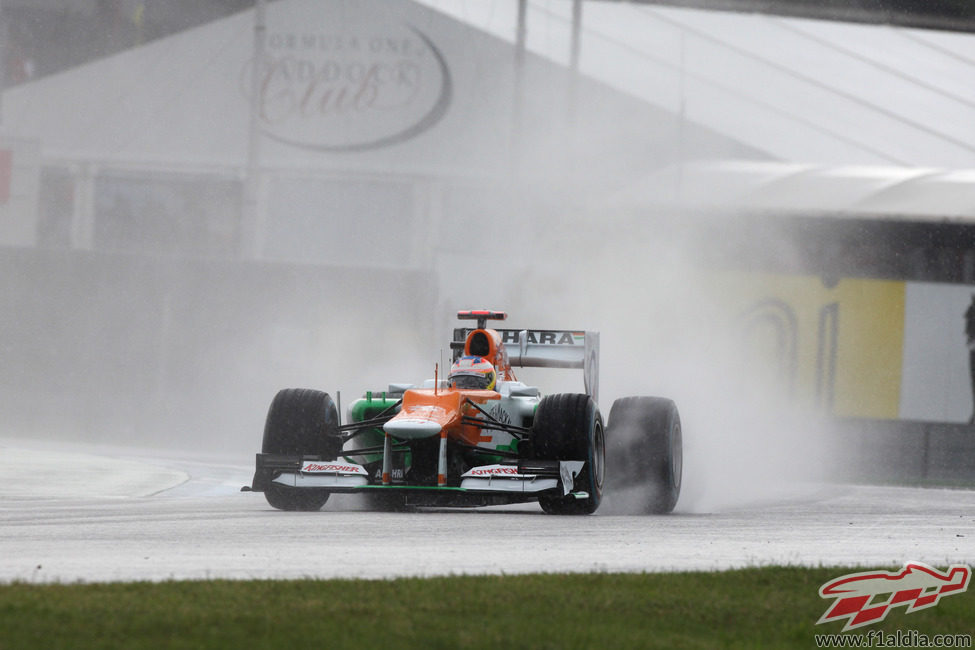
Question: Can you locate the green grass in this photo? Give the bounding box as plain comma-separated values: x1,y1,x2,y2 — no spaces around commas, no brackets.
1,567,973,649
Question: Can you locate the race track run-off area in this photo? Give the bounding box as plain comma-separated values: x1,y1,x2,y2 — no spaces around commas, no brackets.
0,439,972,584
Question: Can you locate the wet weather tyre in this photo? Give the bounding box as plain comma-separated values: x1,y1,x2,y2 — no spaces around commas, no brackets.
261,388,342,511
607,396,682,514
531,393,605,515
264,483,330,512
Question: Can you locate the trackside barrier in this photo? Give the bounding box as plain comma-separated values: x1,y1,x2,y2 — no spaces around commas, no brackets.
831,418,975,485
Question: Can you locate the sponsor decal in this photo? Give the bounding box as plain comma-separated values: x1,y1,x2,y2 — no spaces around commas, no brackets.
462,464,523,478
488,404,511,425
817,562,971,632
498,330,585,346
241,7,451,152
301,462,367,475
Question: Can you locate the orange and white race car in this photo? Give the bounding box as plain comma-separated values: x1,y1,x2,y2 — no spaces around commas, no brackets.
248,310,682,515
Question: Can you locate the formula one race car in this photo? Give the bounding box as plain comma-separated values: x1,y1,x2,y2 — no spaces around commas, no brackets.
247,310,682,515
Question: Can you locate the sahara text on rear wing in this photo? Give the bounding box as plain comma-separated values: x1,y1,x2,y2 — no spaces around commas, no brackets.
451,327,599,402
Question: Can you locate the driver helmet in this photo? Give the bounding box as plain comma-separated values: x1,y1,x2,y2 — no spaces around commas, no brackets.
449,355,497,390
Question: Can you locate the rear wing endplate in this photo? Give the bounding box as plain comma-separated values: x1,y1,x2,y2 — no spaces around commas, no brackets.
452,328,599,402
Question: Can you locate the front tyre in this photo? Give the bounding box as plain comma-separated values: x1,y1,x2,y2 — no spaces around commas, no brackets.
607,396,682,514
531,393,605,515
264,483,330,512
261,388,342,512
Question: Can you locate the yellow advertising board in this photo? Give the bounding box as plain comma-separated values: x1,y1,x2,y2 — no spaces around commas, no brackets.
714,272,905,419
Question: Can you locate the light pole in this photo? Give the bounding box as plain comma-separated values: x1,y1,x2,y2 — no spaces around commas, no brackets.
511,0,526,177
0,0,6,127
242,0,266,260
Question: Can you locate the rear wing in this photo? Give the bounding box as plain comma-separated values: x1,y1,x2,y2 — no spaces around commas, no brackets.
452,328,600,402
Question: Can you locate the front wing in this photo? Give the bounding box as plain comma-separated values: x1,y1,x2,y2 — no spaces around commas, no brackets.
251,455,587,507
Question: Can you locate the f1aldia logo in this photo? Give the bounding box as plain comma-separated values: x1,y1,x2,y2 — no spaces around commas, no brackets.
817,562,971,632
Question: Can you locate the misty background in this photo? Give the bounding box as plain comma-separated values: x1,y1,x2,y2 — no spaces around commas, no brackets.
1,0,974,510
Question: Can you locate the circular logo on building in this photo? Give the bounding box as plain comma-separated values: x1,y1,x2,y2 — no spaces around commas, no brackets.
242,6,452,152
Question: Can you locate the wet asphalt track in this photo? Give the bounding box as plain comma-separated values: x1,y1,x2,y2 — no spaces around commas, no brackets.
0,440,972,583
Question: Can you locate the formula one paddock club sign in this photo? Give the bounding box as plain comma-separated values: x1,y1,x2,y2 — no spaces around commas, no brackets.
240,5,452,152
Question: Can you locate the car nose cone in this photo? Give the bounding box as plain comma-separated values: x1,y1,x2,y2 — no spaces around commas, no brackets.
383,418,443,439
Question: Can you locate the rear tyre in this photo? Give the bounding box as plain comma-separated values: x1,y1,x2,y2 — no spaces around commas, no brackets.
531,393,605,515
607,396,682,514
261,388,342,511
